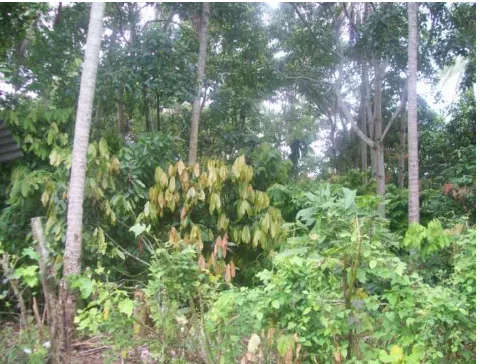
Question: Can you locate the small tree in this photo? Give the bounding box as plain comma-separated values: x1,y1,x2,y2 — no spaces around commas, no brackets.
188,2,210,164
407,3,420,223
60,2,105,358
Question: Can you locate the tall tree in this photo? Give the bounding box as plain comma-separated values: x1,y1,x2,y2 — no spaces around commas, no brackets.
188,2,210,164
60,2,105,355
407,3,419,223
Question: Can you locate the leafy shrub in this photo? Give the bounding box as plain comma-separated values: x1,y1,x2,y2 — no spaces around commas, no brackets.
205,185,476,363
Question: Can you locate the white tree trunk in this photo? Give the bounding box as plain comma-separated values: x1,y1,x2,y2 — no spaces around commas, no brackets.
407,3,420,223
62,2,105,354
188,2,210,164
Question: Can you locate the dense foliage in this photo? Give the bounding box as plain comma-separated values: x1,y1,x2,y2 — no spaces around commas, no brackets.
0,2,475,363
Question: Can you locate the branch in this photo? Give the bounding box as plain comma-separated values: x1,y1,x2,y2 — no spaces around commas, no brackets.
380,79,408,143
342,3,358,35
335,85,374,148
115,3,131,45
141,19,192,34
275,69,333,85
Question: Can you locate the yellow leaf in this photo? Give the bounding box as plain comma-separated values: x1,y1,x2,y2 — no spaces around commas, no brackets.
168,164,176,177
186,187,196,200
241,225,251,244
103,305,110,320
154,167,163,184
168,176,176,193
262,213,271,231
177,160,185,176
41,191,50,206
160,171,168,187
390,345,404,361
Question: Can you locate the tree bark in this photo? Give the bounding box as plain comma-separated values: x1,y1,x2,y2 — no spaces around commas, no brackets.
188,2,210,165
398,110,407,188
360,58,369,185
407,3,420,223
143,86,150,132
61,2,105,356
373,61,386,198
117,87,126,138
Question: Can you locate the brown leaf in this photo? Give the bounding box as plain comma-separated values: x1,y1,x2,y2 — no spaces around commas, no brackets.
295,343,302,363
224,265,231,283
169,227,178,244
230,260,236,278
285,347,293,364
180,206,187,223
198,255,206,270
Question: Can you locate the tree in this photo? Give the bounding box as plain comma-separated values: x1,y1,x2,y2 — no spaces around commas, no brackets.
188,2,210,164
407,3,419,223
60,2,105,356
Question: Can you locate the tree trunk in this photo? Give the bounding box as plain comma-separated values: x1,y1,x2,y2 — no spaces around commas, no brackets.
407,3,420,223
398,110,407,188
156,92,161,132
188,2,210,164
373,61,386,199
117,87,126,138
360,58,369,185
143,86,150,132
60,2,105,356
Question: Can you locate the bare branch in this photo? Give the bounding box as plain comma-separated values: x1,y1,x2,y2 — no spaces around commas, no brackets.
115,3,131,45
141,19,192,34
380,79,408,143
342,3,358,35
334,32,374,148
275,69,333,85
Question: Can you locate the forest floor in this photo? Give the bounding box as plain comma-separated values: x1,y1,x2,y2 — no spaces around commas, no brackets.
0,320,205,363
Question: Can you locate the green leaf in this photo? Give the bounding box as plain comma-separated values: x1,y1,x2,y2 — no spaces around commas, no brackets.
369,260,377,269
22,248,40,261
342,188,356,210
129,223,150,237
118,298,134,317
277,335,294,357
72,277,95,299
303,306,312,315
411,343,425,359
271,300,280,309
99,138,109,157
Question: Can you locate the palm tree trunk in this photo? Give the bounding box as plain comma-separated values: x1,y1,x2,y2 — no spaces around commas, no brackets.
60,2,105,357
398,110,407,188
188,2,210,164
407,3,420,223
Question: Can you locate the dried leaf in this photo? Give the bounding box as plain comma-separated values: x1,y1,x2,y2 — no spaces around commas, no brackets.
198,255,206,270
247,333,261,353
230,260,236,278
